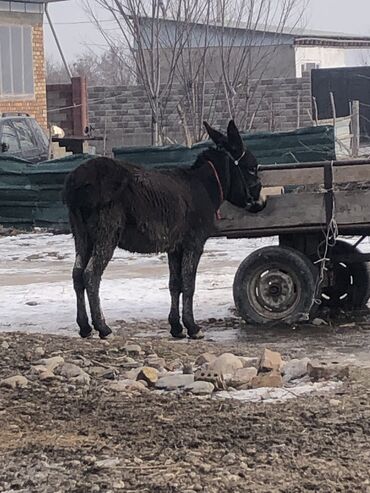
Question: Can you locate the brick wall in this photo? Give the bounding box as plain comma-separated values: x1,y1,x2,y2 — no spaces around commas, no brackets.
88,73,312,153
0,24,47,129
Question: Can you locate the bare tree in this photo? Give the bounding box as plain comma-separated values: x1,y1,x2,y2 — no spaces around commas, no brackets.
84,0,309,144
215,0,309,127
84,0,211,144
174,0,219,144
46,56,70,83
73,46,135,85
46,48,134,85
173,0,309,140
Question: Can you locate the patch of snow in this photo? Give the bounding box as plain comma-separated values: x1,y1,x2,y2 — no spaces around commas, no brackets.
216,381,343,403
0,233,276,335
0,232,368,336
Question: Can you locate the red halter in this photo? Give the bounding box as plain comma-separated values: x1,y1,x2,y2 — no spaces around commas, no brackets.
207,160,224,220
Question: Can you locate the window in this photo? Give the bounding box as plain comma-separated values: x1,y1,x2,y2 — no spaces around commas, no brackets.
0,25,34,97
0,2,43,14
301,62,320,73
0,121,20,153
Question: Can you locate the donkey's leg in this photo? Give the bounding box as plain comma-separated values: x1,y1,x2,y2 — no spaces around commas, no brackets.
84,214,121,339
70,212,92,338
73,247,92,338
181,247,205,339
168,250,185,339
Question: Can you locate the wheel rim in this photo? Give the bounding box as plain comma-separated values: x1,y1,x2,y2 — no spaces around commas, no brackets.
247,265,302,320
321,261,353,305
318,239,370,308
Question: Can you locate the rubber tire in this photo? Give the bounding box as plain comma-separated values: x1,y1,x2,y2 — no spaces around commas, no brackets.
233,246,318,325
320,240,370,310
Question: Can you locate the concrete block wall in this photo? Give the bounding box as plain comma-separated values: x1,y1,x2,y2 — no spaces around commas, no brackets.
47,83,74,135
47,77,88,136
85,72,312,153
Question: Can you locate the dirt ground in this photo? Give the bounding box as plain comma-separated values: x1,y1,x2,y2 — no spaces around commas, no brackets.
1,317,370,493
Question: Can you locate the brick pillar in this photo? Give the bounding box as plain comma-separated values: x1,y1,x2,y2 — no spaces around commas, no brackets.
71,76,88,135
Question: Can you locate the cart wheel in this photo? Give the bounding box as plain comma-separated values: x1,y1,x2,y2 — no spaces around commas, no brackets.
320,240,370,309
233,246,318,325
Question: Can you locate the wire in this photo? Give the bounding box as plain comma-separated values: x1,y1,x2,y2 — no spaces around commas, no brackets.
44,19,116,26
47,89,134,113
313,161,339,306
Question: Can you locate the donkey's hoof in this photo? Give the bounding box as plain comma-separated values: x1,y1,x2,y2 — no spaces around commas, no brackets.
188,329,205,340
170,329,186,339
79,326,93,339
98,325,113,339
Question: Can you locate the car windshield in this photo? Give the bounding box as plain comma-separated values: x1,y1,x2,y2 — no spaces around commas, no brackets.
1,121,21,153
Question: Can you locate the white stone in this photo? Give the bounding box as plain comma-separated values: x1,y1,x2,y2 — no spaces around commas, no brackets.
1,375,28,389
96,458,120,468
259,349,284,372
229,367,258,388
208,353,243,376
238,356,259,368
155,373,194,390
39,369,57,381
329,399,341,406
36,356,64,371
59,363,91,385
184,381,214,395
195,353,217,367
34,347,45,358
124,343,142,356
282,358,311,383
107,379,147,393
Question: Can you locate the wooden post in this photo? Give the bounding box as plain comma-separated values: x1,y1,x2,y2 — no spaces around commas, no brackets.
312,96,318,125
351,100,360,158
177,103,192,147
329,91,336,127
71,76,88,136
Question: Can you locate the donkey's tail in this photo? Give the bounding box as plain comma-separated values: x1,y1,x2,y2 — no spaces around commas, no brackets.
63,156,131,211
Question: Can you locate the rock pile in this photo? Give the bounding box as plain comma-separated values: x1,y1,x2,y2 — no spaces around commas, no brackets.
0,340,350,401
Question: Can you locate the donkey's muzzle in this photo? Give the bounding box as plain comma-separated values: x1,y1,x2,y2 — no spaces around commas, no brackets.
245,193,266,213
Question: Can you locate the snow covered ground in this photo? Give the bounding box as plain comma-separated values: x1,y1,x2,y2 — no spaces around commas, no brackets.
0,233,369,336
0,233,274,335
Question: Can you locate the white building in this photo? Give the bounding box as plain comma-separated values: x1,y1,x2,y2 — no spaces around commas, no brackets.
137,16,370,80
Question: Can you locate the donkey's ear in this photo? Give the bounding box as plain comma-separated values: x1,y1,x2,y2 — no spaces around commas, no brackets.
227,120,243,150
204,121,227,147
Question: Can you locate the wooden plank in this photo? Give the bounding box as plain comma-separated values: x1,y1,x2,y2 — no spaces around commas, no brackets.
334,165,370,184
260,168,323,187
218,194,326,231
335,190,370,224
217,189,370,233
260,163,370,187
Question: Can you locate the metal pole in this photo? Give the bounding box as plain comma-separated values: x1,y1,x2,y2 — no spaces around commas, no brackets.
45,3,72,80
351,100,360,158
258,158,370,172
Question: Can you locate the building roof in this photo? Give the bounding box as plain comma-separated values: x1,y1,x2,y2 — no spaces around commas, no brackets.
12,0,67,3
139,16,370,48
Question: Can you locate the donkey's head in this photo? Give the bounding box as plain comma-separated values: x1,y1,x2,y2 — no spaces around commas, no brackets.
204,120,266,212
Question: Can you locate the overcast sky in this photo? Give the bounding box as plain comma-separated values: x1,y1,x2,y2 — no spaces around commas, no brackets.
44,0,370,62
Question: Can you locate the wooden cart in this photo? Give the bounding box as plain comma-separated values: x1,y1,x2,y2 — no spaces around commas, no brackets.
216,159,370,325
